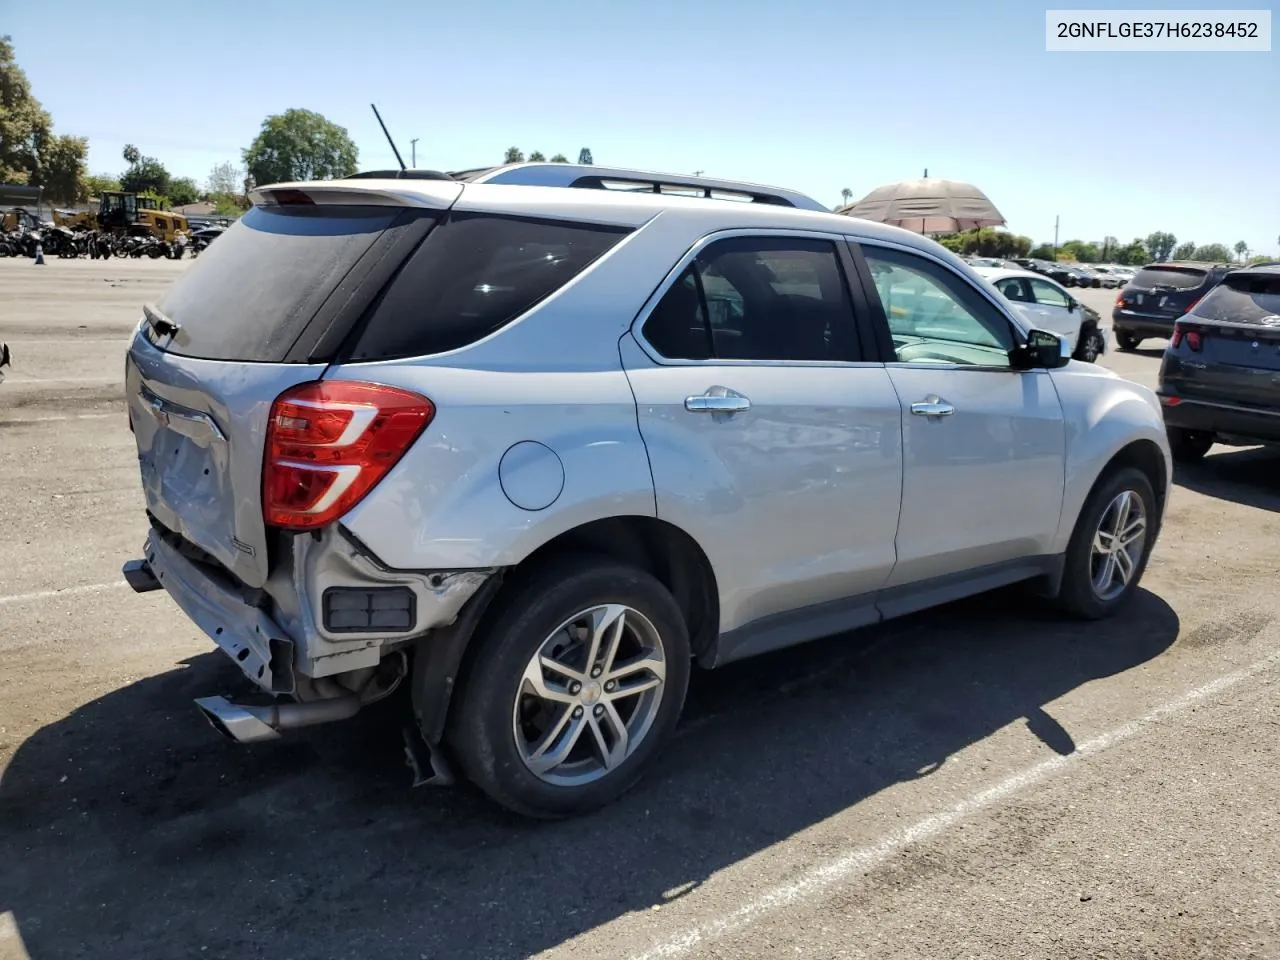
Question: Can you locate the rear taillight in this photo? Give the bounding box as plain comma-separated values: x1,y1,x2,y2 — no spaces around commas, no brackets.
1171,323,1202,352
1115,292,1125,307
263,380,434,530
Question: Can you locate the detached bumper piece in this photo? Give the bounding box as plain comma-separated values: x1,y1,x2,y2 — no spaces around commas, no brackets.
122,558,163,593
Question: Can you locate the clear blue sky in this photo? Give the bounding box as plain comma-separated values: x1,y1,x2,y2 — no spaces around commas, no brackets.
7,0,1278,253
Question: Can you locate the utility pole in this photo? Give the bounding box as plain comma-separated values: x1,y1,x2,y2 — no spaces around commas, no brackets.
410,138,419,168
1053,215,1059,254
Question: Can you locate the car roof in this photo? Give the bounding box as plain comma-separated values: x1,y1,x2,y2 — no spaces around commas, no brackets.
1226,262,1280,278
970,266,1054,284
1146,260,1232,269
250,175,966,262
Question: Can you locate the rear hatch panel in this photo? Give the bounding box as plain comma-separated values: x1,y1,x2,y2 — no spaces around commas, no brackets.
126,341,326,588
1163,272,1280,408
1119,264,1213,320
125,189,456,588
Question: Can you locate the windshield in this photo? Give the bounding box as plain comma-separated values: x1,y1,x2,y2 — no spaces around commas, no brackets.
152,204,415,362
1191,275,1280,325
1131,265,1207,290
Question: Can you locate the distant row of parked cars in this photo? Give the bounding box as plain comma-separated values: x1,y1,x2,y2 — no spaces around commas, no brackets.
965,253,1280,467
966,256,1134,289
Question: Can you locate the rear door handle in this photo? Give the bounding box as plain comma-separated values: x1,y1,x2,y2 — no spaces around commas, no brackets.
685,388,750,414
910,396,955,418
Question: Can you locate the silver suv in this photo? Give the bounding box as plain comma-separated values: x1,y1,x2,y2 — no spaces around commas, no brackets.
122,163,1172,818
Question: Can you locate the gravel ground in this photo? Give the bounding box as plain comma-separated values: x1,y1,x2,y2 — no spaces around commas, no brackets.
1,259,1278,960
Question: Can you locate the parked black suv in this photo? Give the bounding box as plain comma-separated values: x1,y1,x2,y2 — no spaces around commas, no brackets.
1112,261,1234,351
1156,264,1280,461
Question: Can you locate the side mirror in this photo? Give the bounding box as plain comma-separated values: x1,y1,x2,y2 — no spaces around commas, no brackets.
1011,328,1069,370
1067,299,1076,313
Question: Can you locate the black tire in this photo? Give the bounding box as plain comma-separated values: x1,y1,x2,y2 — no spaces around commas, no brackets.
1115,329,1141,351
445,558,692,819
1073,326,1103,363
1055,465,1158,620
1168,427,1213,463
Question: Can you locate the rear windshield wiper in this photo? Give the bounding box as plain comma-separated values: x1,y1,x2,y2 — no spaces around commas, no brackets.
142,304,181,339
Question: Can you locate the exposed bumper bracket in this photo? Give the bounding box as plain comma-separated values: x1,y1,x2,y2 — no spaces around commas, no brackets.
122,558,163,593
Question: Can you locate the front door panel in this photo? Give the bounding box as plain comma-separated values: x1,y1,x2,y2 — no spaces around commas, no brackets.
885,367,1066,586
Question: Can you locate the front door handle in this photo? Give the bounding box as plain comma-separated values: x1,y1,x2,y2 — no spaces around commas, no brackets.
910,395,955,418
685,387,750,414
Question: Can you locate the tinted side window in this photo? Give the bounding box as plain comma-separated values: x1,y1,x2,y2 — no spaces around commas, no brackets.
994,277,1031,302
642,266,713,360
350,213,631,360
699,238,858,361
862,246,1015,367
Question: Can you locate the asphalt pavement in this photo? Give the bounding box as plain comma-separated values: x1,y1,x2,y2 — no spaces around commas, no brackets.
1,262,1278,960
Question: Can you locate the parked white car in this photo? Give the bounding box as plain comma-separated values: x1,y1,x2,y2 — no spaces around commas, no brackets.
120,163,1171,818
971,266,1107,362
1088,265,1127,289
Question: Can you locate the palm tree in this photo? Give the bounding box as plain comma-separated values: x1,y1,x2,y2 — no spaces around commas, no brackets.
840,187,853,207
1234,241,1249,262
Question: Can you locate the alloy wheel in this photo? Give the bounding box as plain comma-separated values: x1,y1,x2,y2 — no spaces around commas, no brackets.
513,603,667,786
1090,489,1147,601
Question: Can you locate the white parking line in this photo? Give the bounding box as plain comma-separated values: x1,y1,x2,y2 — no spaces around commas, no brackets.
628,651,1280,960
4,376,120,385
0,581,128,606
0,413,119,424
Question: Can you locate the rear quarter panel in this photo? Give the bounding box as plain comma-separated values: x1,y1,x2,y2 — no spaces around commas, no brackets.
330,213,719,570
1048,363,1172,552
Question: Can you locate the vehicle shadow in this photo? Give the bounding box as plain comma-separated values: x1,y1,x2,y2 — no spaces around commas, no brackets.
0,587,1178,960
1174,446,1280,512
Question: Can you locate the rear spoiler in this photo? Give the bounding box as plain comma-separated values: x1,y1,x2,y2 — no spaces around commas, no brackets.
248,180,462,210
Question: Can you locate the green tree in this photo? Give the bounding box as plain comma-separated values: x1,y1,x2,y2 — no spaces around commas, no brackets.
1060,239,1100,262
35,134,87,203
1190,243,1231,262
206,161,241,196
840,187,853,207
137,188,169,210
1029,243,1056,260
1144,231,1177,262
120,155,171,196
167,177,199,206
122,143,140,166
549,153,568,163
1233,241,1249,262
1117,239,1149,265
527,150,546,162
0,35,52,185
1172,241,1195,260
503,146,525,163
1099,236,1119,261
83,173,121,198
578,147,593,164
210,193,246,217
242,108,358,186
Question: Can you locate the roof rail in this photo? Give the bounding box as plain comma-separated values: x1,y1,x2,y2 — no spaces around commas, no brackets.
446,162,829,212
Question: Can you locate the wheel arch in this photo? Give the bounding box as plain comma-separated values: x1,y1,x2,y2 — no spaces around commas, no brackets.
412,514,719,744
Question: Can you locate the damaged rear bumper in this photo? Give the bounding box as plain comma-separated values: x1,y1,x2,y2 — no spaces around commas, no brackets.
124,524,494,697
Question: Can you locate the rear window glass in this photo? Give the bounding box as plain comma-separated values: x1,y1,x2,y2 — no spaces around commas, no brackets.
347,213,631,360
1191,275,1280,325
1130,266,1207,290
153,204,409,362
